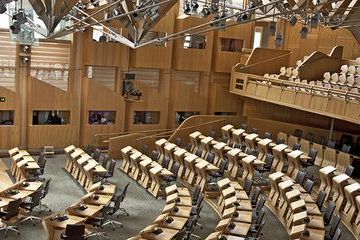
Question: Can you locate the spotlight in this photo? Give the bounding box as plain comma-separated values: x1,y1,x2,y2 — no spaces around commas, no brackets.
268,21,276,36
310,13,319,28
21,57,29,63
99,35,106,42
201,6,211,17
10,11,27,34
275,32,283,46
236,12,250,23
210,4,218,13
183,1,191,14
22,45,30,52
289,15,297,26
300,26,308,39
191,1,199,12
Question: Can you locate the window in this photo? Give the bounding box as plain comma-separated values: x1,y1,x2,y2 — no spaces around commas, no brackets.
89,111,116,125
176,111,200,124
87,66,116,91
30,40,71,91
253,26,263,49
139,31,167,46
0,110,14,125
221,38,243,52
32,111,70,125
133,111,160,124
183,34,206,49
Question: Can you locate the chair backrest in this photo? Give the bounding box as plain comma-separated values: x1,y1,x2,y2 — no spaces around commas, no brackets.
292,143,301,151
276,138,285,145
303,179,314,194
316,136,326,145
251,128,258,134
316,190,327,210
255,196,266,215
170,162,180,177
264,153,274,169
331,228,341,240
255,220,266,237
341,144,351,153
150,150,159,161
327,139,336,149
304,132,314,142
29,189,43,209
329,214,341,239
308,148,317,164
294,129,303,138
64,224,85,238
85,145,93,155
218,159,227,175
93,148,101,161
194,149,202,157
345,165,354,177
4,198,21,219
209,130,216,138
263,132,271,139
192,185,201,204
100,154,109,168
251,187,261,206
295,171,306,185
161,156,170,169
37,152,46,167
120,182,130,203
175,137,182,147
244,178,253,195
42,178,51,199
240,123,248,131
206,152,215,164
324,201,336,225
255,207,265,225
107,159,116,175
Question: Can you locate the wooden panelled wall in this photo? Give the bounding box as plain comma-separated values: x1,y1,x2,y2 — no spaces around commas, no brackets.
0,5,359,149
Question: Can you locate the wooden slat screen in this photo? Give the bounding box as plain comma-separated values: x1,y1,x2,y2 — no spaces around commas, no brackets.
87,66,116,91
129,68,160,89
0,30,16,91
30,40,71,91
174,70,200,92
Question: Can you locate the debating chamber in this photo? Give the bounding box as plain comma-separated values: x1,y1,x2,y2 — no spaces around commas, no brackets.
0,0,360,239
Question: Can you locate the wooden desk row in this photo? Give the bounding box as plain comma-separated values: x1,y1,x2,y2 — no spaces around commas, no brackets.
220,125,314,179
155,138,220,192
318,165,360,237
268,172,325,240
0,180,43,209
278,131,354,173
128,185,192,240
8,147,40,182
121,146,173,198
42,182,116,240
64,145,107,191
206,178,252,240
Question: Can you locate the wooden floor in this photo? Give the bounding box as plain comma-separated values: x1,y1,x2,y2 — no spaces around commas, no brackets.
0,158,13,190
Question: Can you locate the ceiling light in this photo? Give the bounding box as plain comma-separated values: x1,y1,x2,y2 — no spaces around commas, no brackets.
201,6,211,17
289,15,297,26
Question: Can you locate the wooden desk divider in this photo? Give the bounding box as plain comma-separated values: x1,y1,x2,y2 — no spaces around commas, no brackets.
221,124,234,146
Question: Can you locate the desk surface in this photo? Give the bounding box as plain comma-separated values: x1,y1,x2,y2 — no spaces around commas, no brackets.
69,204,103,218
50,215,86,229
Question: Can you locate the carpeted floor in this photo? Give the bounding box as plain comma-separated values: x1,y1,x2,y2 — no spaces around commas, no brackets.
0,154,353,239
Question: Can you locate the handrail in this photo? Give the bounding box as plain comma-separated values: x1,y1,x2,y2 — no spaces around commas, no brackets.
246,74,360,100
234,51,292,72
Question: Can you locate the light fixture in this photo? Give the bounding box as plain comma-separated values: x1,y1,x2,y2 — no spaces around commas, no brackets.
201,6,211,17
10,11,27,34
191,0,199,12
22,45,30,52
289,15,297,26
310,13,319,28
268,21,276,36
237,12,250,23
210,4,218,14
300,25,308,39
21,56,29,63
99,35,106,42
275,32,283,46
183,1,191,14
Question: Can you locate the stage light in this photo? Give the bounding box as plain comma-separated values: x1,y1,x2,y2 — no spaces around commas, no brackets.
0,4,6,14
268,21,276,36
300,26,308,39
183,1,191,14
99,35,106,42
21,57,29,63
275,32,283,46
201,6,211,17
210,4,218,14
237,12,250,23
310,13,319,28
191,1,199,12
10,11,28,34
289,15,297,26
